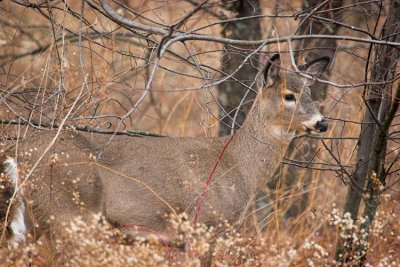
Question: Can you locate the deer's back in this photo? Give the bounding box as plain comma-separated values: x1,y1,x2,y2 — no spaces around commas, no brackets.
1,129,252,235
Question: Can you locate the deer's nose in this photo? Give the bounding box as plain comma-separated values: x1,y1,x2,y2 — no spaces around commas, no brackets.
315,119,328,132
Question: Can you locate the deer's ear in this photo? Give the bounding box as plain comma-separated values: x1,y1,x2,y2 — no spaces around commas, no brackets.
257,54,281,89
298,56,330,86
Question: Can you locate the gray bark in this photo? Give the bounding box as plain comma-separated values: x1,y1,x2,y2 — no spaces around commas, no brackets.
218,0,262,136
335,1,400,264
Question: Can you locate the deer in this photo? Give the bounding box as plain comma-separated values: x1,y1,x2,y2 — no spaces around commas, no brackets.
0,54,329,252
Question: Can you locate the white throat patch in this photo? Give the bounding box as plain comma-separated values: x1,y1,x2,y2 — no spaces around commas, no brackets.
271,126,295,140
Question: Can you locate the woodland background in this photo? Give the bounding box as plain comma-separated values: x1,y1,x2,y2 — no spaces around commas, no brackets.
0,0,399,266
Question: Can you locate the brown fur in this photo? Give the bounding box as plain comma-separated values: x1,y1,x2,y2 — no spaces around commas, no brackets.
0,155,14,241
0,55,329,245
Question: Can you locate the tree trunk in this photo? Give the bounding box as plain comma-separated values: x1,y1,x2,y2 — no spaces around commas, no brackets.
218,0,262,136
335,1,400,264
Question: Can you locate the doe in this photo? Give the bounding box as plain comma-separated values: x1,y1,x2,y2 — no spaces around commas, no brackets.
0,54,329,250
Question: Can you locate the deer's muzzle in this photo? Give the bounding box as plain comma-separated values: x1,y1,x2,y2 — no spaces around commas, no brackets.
315,119,328,133
303,115,328,133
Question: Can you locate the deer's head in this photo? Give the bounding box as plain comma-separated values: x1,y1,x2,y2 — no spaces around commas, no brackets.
256,54,330,135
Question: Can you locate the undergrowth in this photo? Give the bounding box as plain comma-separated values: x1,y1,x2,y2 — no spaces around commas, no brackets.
0,203,398,266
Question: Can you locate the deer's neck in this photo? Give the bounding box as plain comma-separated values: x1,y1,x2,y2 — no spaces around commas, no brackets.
229,102,294,190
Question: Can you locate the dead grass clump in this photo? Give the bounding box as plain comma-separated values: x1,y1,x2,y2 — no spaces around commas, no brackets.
0,206,399,266
168,213,213,258
54,213,222,267
0,243,39,266
1,214,177,266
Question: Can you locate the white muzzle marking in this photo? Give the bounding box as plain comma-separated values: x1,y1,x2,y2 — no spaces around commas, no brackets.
302,114,325,133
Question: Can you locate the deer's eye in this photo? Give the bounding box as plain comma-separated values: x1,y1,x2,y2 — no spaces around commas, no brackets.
284,94,296,102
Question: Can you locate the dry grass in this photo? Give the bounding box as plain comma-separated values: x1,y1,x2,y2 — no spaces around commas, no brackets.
0,204,398,266
0,0,399,266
